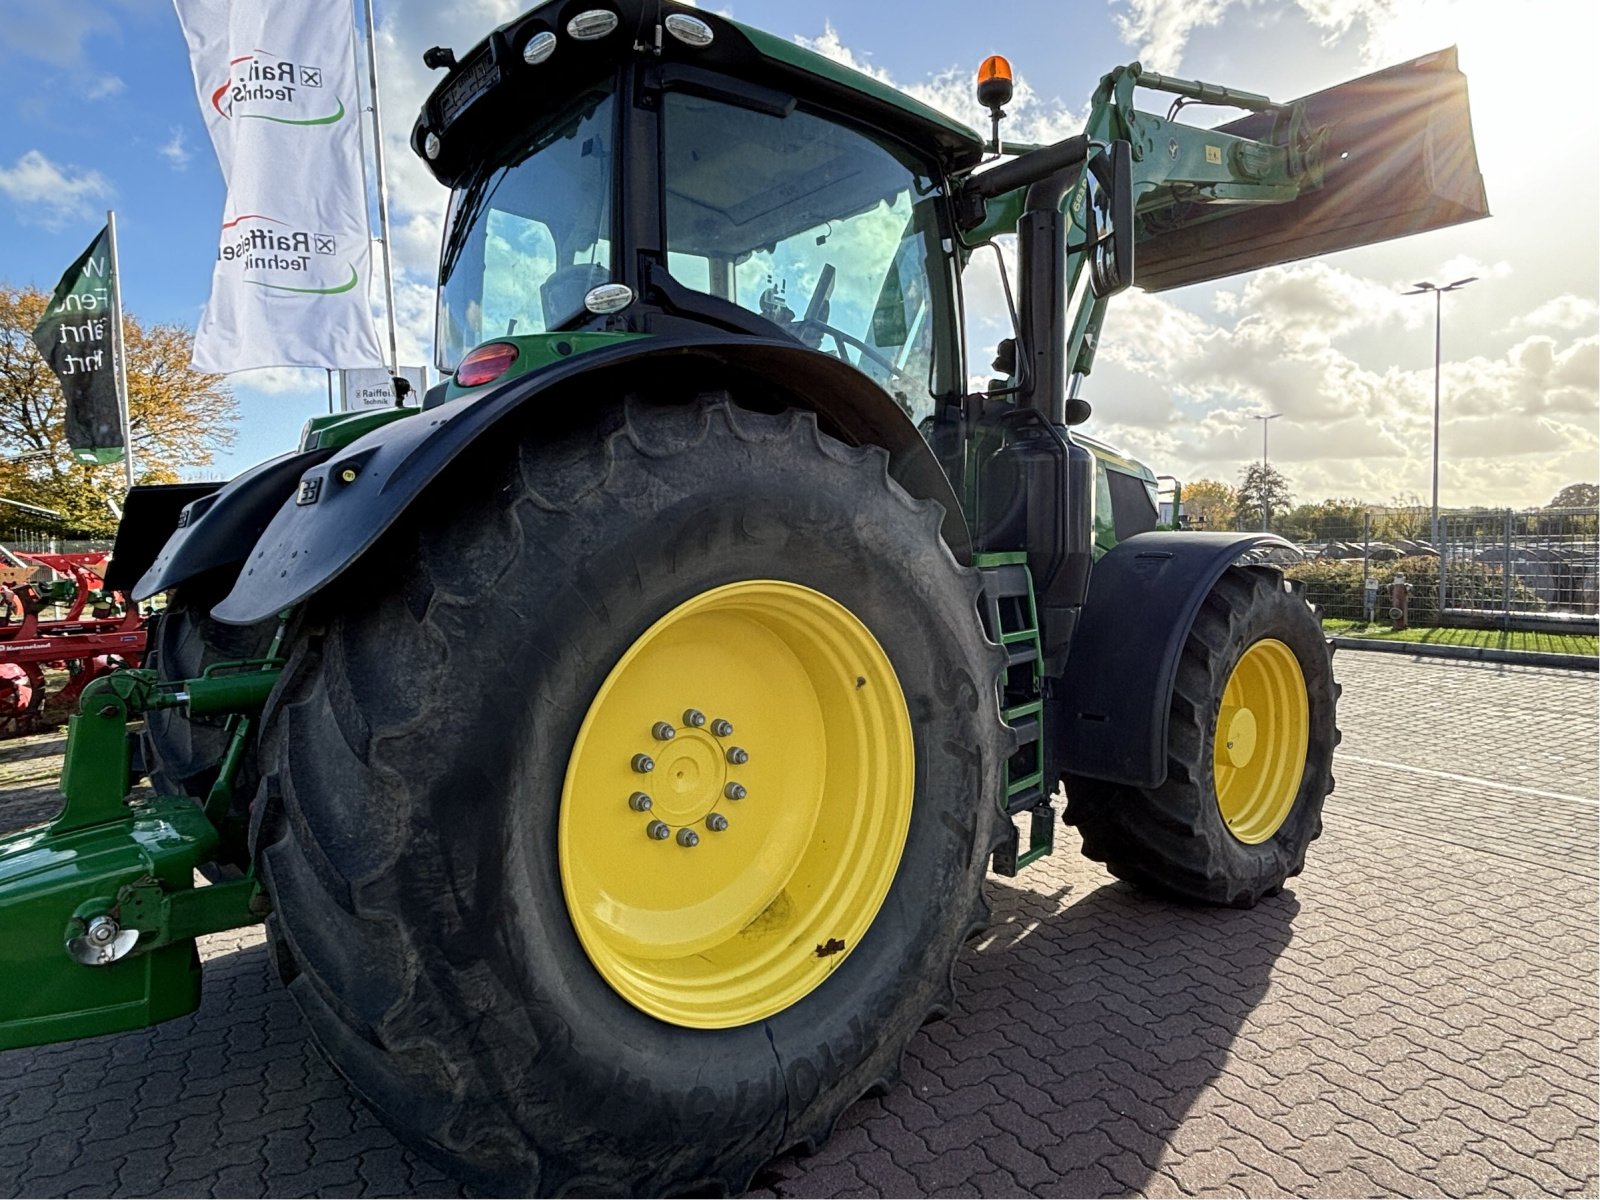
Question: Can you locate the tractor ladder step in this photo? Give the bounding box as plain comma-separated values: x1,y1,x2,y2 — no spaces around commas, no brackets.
975,553,1054,877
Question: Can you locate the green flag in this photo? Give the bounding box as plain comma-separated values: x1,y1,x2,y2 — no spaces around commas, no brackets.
31,225,126,465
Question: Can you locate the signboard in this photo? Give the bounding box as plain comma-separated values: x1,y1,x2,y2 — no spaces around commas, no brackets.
340,365,427,410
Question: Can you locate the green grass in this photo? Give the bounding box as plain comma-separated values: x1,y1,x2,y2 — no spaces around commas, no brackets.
1321,618,1597,658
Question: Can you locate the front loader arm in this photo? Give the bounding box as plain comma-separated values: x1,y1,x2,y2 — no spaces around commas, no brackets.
965,47,1487,386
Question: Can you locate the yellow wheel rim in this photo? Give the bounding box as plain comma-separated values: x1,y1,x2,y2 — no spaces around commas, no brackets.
558,580,914,1028
1212,638,1309,845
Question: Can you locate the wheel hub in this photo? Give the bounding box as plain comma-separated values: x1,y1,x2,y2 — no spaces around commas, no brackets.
1219,705,1259,769
637,724,739,830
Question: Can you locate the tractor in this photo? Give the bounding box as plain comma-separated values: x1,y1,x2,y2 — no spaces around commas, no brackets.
0,3,1486,1193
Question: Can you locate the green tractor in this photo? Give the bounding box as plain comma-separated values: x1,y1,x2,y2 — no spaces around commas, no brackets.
1,3,1485,1193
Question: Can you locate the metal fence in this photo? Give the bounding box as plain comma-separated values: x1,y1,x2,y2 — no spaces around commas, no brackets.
0,530,114,555
1277,506,1599,632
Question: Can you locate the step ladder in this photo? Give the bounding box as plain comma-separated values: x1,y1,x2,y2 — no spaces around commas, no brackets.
975,552,1054,876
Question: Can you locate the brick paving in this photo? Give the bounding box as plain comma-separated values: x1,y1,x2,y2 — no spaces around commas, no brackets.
1,653,1595,1197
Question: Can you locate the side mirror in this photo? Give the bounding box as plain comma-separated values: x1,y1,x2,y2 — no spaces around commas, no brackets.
1083,140,1134,298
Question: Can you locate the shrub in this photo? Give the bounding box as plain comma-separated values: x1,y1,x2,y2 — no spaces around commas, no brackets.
1284,555,1542,624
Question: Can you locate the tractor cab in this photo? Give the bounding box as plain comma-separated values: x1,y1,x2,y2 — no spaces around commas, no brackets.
419,0,986,428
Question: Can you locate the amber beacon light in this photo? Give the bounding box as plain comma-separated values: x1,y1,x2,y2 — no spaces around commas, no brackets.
975,55,1014,110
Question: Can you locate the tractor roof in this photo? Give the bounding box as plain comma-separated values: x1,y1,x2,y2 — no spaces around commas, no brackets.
412,0,987,186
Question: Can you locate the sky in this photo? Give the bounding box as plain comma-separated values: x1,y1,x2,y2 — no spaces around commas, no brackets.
0,0,1596,510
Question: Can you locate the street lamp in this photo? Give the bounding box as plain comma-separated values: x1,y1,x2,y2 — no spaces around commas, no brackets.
1402,276,1477,547
1252,412,1281,531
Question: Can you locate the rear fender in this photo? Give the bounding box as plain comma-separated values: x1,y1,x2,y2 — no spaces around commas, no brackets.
126,450,334,602
212,335,969,625
1058,531,1299,788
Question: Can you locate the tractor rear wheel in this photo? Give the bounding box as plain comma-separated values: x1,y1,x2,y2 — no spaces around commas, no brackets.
250,398,1008,1195
1064,567,1336,907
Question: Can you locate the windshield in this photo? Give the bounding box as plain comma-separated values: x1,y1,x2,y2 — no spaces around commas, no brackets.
436,87,614,372
661,92,953,424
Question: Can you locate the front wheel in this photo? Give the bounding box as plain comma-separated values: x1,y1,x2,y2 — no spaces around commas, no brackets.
1064,567,1337,907
251,398,1008,1195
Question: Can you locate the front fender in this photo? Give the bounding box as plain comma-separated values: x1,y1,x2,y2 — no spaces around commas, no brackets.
1058,531,1299,789
212,335,969,626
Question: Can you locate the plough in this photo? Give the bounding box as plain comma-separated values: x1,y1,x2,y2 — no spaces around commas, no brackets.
0,547,145,735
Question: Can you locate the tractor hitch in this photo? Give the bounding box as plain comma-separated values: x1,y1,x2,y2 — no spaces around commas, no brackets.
0,658,281,1051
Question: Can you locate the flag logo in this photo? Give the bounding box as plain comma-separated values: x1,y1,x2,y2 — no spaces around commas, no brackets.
210,52,345,125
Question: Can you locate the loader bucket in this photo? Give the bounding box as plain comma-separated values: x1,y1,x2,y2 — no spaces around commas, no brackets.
1135,47,1489,292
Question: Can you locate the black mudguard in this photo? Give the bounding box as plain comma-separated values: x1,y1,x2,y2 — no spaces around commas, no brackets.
105,483,223,594
1058,531,1298,789
128,449,334,601
212,335,969,626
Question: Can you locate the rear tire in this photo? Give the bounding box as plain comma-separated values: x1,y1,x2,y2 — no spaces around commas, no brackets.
250,399,1008,1195
1064,567,1336,907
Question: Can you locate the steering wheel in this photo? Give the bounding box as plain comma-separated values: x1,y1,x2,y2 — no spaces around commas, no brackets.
790,260,922,390
797,319,921,389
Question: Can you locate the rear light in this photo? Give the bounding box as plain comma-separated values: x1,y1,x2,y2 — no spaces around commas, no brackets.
456,341,519,387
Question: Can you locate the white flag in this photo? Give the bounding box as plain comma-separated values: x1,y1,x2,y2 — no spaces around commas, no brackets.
174,0,386,373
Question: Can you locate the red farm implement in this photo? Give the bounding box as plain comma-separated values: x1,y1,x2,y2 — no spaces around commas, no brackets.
0,547,146,735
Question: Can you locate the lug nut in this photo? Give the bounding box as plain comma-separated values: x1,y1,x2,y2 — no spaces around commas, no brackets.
632,754,655,773
726,746,748,765
706,813,729,832
724,782,747,801
710,718,734,737
676,828,700,847
683,708,706,728
652,722,676,741
629,791,653,812
646,820,671,840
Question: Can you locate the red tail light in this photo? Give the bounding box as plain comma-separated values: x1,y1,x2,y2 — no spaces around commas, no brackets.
455,341,520,388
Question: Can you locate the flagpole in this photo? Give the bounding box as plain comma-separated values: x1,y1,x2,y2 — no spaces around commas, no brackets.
104,209,136,491
359,0,400,378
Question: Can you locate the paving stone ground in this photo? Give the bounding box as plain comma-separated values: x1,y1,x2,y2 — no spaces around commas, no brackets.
1,653,1595,1198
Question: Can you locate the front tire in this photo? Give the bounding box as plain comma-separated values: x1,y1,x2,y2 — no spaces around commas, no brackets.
251,399,1008,1195
1064,567,1337,907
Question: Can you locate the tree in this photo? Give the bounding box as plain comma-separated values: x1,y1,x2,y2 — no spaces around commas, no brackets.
0,284,236,535
1276,497,1369,545
1375,492,1429,542
1179,478,1236,530
1548,482,1598,510
1235,462,1293,532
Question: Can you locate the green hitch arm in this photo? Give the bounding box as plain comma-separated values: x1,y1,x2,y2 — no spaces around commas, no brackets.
175,666,282,718
0,615,293,1051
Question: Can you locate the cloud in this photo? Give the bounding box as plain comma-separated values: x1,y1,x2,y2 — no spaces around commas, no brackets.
1087,264,1598,508
0,0,117,68
158,127,192,171
1112,0,1236,71
0,150,112,230
1109,0,1490,73
795,23,1085,145
86,75,125,100
1511,295,1599,334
